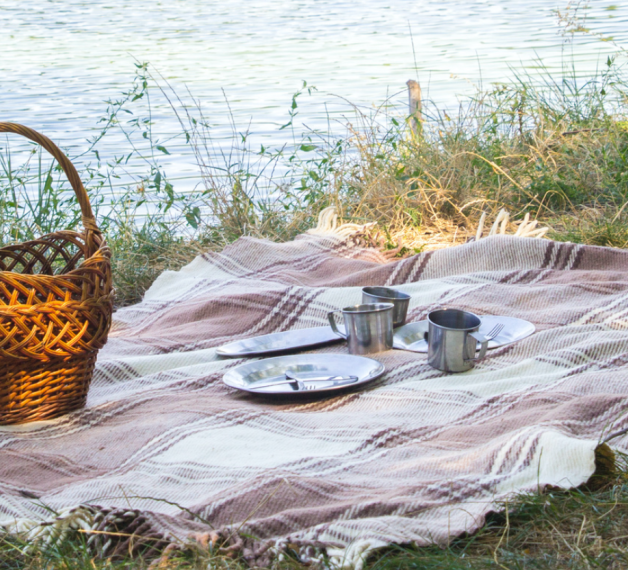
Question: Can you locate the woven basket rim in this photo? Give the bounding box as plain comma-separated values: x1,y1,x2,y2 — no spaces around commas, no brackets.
0,244,110,275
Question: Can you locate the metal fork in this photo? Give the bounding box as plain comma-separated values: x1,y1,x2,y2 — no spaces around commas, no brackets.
251,373,358,392
484,323,504,342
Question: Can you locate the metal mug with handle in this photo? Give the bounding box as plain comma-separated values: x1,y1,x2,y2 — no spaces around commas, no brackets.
328,303,394,355
426,309,490,372
361,286,411,327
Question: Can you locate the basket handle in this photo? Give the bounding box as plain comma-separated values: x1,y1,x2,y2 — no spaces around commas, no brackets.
0,122,100,237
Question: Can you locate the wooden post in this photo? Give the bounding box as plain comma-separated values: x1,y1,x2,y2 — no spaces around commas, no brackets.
406,79,422,136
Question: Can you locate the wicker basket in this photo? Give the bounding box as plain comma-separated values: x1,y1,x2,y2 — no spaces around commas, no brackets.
0,123,113,425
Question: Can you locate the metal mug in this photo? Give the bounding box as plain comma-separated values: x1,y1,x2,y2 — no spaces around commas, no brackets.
426,309,490,373
361,286,411,328
328,303,394,355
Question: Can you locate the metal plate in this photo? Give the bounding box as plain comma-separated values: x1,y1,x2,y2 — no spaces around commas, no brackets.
223,353,385,395
216,326,343,357
393,315,535,353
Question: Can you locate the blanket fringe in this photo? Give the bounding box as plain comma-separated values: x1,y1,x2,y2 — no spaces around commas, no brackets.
473,209,550,241
308,207,550,252
4,505,171,560
5,506,97,549
5,506,350,568
307,207,375,238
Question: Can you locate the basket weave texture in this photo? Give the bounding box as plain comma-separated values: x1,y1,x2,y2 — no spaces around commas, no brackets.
0,123,113,425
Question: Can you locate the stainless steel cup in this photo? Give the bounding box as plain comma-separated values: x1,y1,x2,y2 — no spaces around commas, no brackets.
328,303,394,355
361,286,411,327
426,309,489,373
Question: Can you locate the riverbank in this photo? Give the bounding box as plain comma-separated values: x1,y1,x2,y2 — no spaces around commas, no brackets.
5,59,627,306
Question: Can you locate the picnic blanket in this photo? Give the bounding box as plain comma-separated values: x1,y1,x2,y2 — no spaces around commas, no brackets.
2,227,628,568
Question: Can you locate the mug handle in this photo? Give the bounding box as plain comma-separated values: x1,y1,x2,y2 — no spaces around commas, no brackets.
327,310,347,339
467,332,489,361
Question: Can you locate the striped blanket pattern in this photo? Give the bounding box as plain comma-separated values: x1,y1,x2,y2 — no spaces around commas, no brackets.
2,232,628,567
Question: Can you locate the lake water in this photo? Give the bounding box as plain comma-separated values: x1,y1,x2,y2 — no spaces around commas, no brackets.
1,0,627,192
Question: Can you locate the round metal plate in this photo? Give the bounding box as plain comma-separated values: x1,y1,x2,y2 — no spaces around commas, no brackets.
223,353,385,395
393,315,535,353
216,326,343,357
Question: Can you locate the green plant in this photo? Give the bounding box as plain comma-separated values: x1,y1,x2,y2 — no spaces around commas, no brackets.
2,51,628,306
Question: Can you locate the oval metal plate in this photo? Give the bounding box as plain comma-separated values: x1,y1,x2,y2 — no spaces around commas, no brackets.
223,353,385,395
216,326,343,357
393,315,535,353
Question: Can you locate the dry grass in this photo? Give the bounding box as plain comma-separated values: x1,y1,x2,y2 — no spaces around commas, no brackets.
316,67,628,254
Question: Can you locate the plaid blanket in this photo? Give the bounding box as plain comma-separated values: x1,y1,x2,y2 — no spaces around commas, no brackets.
2,231,628,568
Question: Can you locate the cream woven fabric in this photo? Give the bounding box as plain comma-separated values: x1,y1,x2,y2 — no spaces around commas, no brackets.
2,233,628,568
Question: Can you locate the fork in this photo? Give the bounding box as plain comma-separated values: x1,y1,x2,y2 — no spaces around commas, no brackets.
484,323,504,342
251,373,358,392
